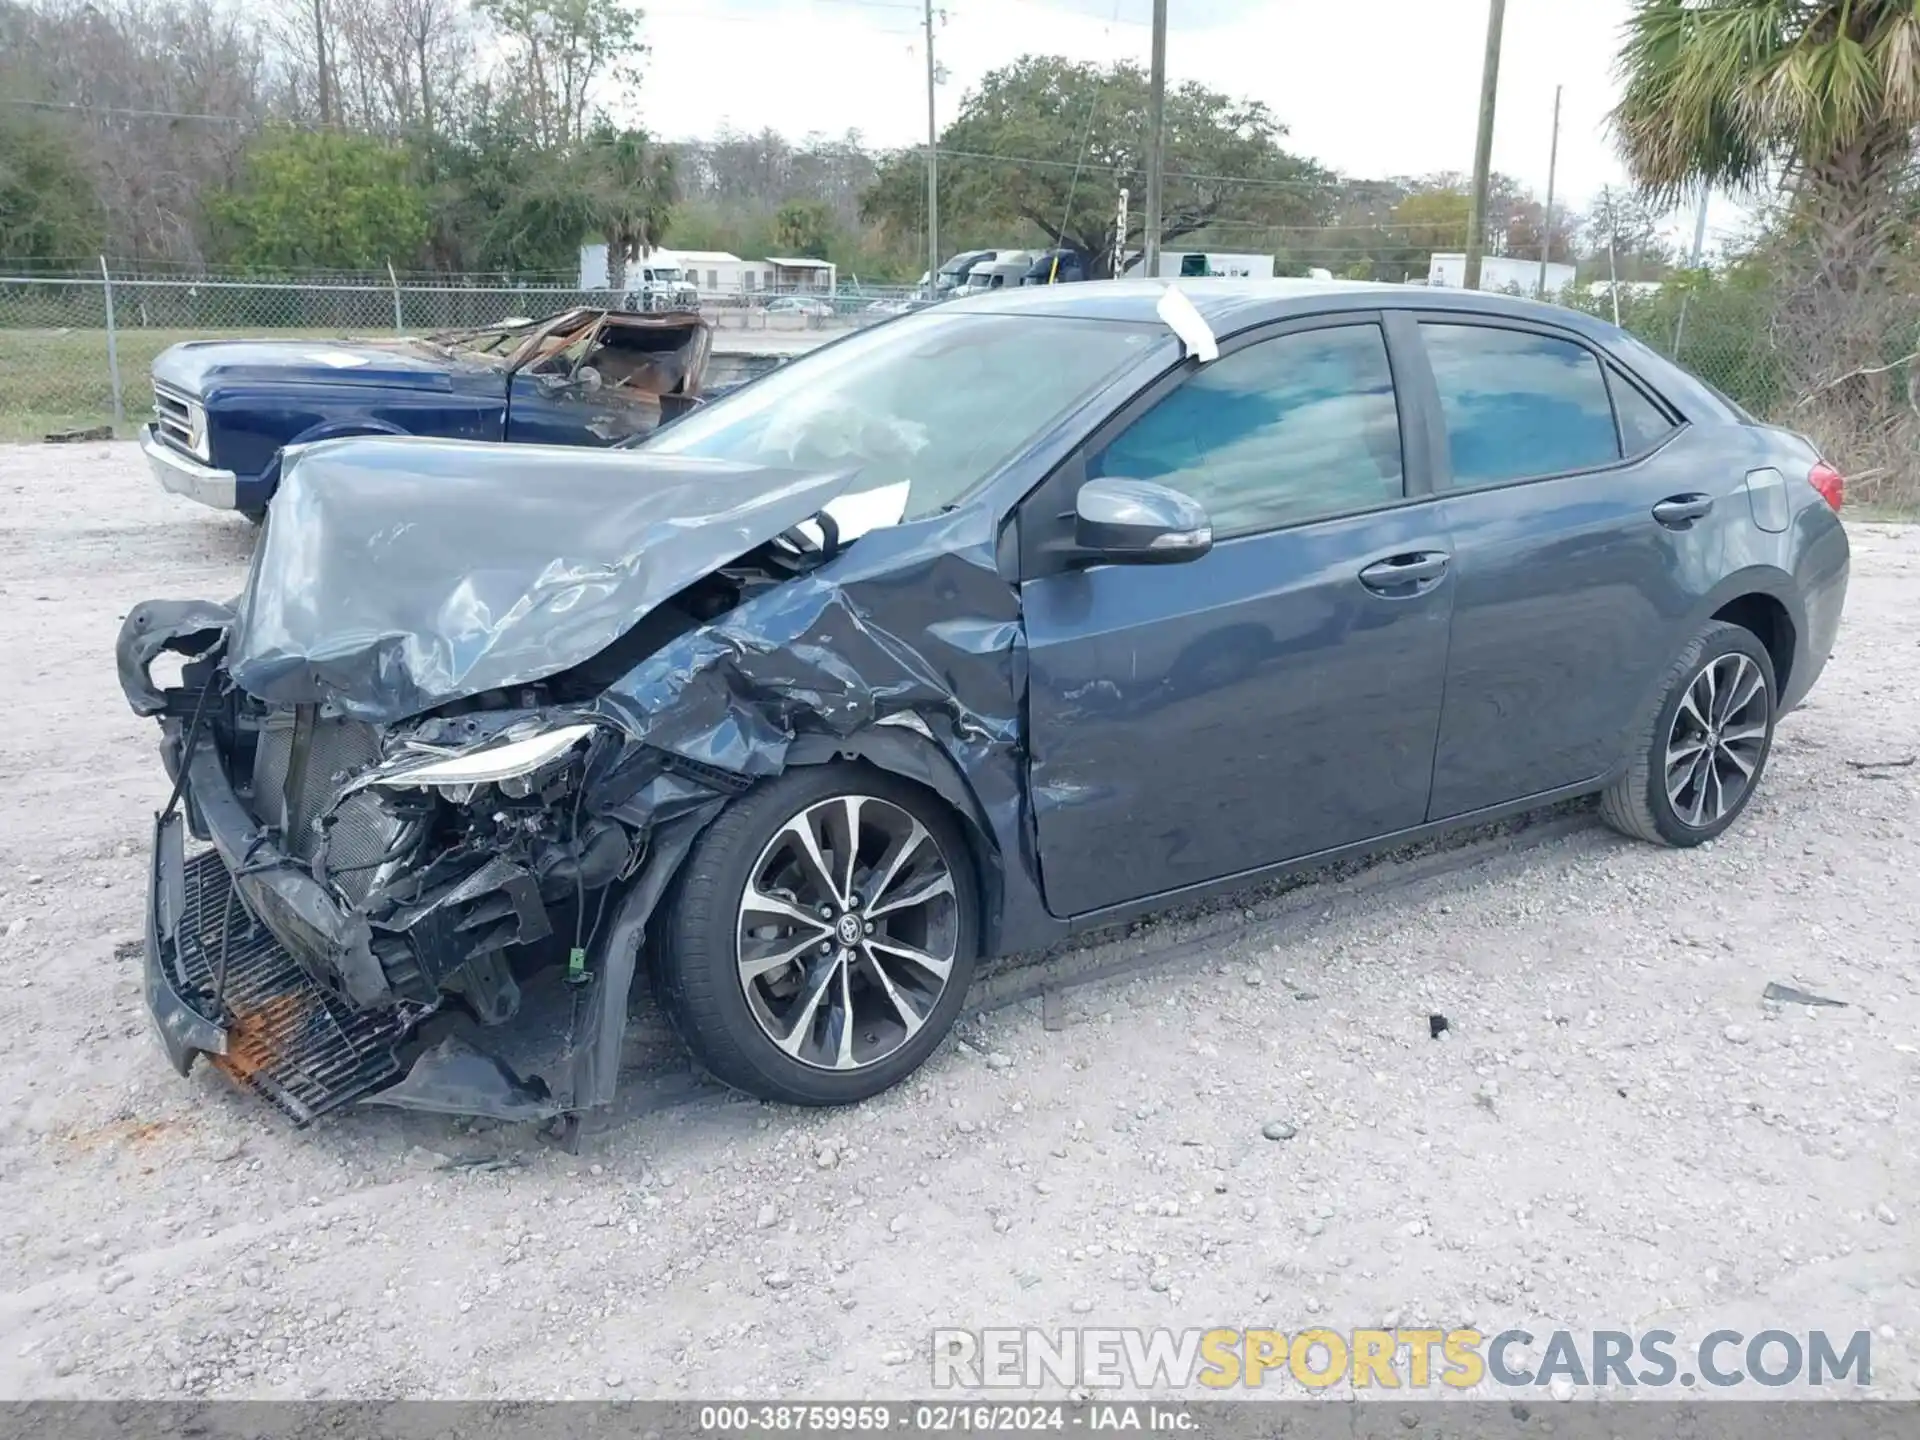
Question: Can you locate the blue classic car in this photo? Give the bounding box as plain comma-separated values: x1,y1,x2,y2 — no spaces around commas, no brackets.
141,307,712,521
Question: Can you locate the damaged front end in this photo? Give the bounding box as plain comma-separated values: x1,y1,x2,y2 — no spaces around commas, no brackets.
119,435,883,1127
134,678,626,1124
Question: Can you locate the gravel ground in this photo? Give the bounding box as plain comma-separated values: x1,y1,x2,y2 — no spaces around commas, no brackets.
0,442,1916,1403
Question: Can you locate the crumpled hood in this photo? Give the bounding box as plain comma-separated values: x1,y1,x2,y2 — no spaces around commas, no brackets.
151,338,491,396
226,435,852,723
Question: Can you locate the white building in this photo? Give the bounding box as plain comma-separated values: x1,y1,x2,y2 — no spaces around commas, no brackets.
578,245,756,296
1426,252,1577,300
762,257,838,294
1120,251,1276,280
578,245,836,299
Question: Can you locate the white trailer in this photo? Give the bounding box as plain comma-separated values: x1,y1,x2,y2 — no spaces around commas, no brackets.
1123,251,1277,280
1426,252,1576,299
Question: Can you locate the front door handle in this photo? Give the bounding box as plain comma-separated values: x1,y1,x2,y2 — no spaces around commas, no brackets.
1653,493,1714,528
1358,550,1450,594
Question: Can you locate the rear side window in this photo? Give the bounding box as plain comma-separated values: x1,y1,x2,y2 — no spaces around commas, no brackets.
1420,323,1620,486
1610,372,1678,456
1090,322,1404,538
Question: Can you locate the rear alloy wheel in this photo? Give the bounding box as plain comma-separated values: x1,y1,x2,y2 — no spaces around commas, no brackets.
1600,621,1777,847
654,765,978,1104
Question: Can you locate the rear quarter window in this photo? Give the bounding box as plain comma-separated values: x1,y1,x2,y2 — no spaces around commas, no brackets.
1420,322,1621,486
1609,372,1679,456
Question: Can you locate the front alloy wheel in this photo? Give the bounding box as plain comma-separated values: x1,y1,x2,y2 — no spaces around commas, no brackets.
654,764,978,1105
736,795,960,1072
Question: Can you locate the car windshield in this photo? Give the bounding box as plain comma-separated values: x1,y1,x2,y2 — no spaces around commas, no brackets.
641,311,1161,519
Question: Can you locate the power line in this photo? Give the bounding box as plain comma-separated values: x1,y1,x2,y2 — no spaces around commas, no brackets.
1152,219,1482,237
1152,218,1481,234
933,146,1336,193
0,97,253,124
647,2,920,31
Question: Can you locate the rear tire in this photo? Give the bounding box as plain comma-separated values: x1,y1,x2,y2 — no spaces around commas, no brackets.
1600,621,1776,848
653,763,979,1105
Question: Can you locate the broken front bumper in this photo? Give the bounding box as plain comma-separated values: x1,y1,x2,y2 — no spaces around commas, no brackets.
144,811,230,1076
144,808,416,1122
139,729,587,1126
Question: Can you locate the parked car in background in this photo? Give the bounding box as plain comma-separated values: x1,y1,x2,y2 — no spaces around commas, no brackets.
764,295,836,319
120,279,1847,1131
141,308,711,522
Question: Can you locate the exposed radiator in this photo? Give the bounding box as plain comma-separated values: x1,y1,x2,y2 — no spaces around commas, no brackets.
250,713,403,902
173,848,412,1124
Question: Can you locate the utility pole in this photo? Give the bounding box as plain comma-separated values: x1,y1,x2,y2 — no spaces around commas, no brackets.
1671,185,1713,354
1142,0,1167,278
1537,84,1561,300
1602,186,1622,326
1462,0,1507,291
313,0,332,126
1685,185,1711,268
924,0,939,294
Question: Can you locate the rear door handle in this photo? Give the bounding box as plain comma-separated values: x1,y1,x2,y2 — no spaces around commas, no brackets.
1358,550,1450,594
1653,494,1714,528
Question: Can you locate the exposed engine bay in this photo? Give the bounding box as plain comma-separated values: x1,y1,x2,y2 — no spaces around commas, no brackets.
193,556,779,1026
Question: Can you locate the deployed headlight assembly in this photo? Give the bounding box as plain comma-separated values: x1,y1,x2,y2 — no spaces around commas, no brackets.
379,723,599,791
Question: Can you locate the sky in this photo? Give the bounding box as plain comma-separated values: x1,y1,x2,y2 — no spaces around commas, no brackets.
628,0,1751,251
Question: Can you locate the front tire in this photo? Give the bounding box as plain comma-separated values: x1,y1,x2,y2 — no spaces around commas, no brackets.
1600,620,1777,847
653,764,979,1105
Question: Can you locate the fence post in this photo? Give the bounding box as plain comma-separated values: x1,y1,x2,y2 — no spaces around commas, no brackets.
100,256,125,430
387,260,404,333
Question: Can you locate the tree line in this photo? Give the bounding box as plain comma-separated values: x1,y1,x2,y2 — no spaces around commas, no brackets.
7,0,1918,504
0,0,1685,285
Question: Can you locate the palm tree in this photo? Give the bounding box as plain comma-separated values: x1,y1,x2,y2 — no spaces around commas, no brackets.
586,127,677,293
1612,2,1920,397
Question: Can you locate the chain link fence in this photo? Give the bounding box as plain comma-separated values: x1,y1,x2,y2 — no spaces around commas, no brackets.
2,263,1896,473
0,267,910,440
1558,282,1790,420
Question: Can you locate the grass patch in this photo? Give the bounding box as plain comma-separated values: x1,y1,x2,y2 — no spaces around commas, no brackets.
0,326,368,438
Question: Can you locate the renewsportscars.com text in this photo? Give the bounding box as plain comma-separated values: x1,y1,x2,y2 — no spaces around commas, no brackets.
931,1327,1873,1391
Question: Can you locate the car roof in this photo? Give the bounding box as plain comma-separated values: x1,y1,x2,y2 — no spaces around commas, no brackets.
948,276,1740,422
957,277,1630,345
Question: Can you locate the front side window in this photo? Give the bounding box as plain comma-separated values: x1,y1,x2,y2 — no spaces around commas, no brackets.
1420,322,1620,486
643,311,1160,519
1089,322,1405,538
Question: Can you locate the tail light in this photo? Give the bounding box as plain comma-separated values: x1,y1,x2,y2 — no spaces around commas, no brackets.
1809,460,1845,511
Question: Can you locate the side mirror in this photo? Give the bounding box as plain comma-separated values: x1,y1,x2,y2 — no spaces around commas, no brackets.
1073,477,1212,565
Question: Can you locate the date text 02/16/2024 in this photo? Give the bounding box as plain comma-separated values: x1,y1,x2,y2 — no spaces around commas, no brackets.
695,1404,1194,1433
